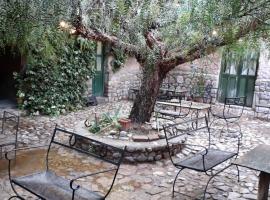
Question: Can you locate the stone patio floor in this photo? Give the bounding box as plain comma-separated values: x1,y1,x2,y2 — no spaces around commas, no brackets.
0,100,270,199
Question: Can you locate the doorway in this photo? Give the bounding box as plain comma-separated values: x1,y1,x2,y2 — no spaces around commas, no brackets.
0,48,22,105
218,50,259,107
92,42,104,96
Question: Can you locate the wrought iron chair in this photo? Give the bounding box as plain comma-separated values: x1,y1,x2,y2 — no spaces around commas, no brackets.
5,125,126,200
0,111,19,158
210,96,246,135
163,116,241,199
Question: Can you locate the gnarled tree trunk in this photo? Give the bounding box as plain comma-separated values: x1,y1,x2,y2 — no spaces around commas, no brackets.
129,64,168,123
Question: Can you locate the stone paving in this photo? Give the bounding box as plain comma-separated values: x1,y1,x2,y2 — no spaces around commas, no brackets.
0,100,270,199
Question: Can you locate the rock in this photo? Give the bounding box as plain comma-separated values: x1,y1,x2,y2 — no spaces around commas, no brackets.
120,131,127,137
109,130,118,135
228,192,241,199
136,154,147,162
243,193,257,199
154,155,162,160
132,135,149,142
148,134,160,141
158,132,166,139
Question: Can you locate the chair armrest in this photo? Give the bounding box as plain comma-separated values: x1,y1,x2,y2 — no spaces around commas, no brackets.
169,142,208,155
183,143,208,155
69,168,117,190
5,145,49,160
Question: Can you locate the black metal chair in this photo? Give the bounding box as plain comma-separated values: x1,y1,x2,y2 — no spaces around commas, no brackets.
163,116,241,199
5,125,126,200
0,111,19,158
210,96,246,135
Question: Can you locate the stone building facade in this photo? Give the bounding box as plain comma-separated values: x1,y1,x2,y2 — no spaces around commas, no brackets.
90,46,270,113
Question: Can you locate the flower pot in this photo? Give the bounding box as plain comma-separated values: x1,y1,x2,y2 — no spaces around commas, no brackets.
118,118,131,131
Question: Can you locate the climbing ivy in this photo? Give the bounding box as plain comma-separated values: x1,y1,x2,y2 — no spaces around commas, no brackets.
14,29,96,115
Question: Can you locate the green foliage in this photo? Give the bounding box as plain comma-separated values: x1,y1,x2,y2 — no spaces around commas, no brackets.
0,0,71,55
87,106,122,134
14,29,96,115
111,47,128,72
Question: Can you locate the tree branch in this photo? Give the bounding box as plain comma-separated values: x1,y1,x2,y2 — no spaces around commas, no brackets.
75,24,141,57
160,15,269,73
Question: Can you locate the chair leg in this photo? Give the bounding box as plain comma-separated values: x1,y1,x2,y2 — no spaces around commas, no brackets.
235,165,240,182
203,173,217,200
203,165,232,200
172,168,184,198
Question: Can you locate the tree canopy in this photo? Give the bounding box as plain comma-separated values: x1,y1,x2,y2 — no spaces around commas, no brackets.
0,0,71,55
77,0,270,69
74,0,270,122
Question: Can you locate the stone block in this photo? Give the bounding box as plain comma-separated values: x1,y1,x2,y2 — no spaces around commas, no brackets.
132,135,149,142
147,134,160,141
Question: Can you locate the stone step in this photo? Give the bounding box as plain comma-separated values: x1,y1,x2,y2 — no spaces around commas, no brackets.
96,96,109,104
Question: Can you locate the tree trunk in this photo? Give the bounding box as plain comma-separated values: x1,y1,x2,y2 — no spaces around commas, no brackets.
129,64,167,123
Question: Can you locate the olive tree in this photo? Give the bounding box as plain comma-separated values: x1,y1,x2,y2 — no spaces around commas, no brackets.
74,0,270,123
78,1,270,122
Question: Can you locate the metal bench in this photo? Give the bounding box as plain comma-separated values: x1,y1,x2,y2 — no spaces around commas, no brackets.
0,111,19,158
163,116,241,199
5,126,126,200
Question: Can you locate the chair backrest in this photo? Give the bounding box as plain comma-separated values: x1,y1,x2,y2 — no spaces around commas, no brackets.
1,111,19,135
46,126,126,170
163,116,210,165
223,96,246,118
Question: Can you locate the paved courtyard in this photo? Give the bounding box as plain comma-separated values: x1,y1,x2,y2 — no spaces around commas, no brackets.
0,100,270,199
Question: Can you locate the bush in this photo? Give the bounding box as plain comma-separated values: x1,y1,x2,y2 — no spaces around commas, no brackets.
14,29,96,115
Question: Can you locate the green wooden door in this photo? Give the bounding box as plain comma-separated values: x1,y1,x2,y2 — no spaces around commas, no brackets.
92,42,104,96
218,50,259,107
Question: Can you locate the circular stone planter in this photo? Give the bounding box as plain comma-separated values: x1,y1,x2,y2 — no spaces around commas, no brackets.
74,121,184,162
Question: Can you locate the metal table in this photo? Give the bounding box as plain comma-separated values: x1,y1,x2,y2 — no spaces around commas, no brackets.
232,144,270,200
159,88,188,97
156,101,211,128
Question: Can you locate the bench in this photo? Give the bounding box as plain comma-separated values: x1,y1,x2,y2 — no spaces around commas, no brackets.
0,111,19,158
5,125,126,200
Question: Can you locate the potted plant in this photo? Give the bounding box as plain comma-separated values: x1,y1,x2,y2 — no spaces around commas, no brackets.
118,118,131,131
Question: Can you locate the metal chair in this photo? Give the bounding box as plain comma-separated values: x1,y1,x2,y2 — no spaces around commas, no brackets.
5,125,126,200
0,111,19,158
210,96,246,135
163,116,241,199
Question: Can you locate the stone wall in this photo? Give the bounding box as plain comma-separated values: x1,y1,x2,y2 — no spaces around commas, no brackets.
92,53,223,101
166,53,222,96
107,57,142,101
254,48,270,110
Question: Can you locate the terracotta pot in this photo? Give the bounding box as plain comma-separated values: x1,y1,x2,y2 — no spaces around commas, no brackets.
118,118,131,131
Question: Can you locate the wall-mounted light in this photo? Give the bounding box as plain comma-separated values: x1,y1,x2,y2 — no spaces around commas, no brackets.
59,21,69,29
